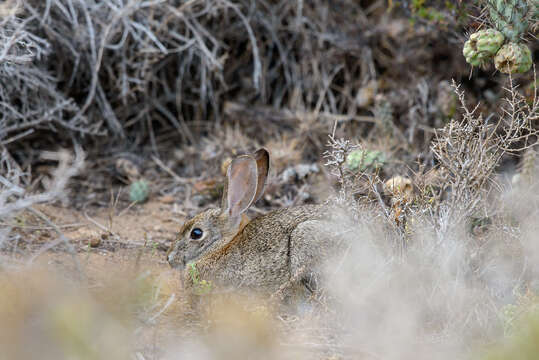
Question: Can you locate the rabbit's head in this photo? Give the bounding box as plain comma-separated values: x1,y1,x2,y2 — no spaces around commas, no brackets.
167,149,269,269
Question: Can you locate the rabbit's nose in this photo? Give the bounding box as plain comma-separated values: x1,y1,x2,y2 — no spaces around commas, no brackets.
167,251,185,268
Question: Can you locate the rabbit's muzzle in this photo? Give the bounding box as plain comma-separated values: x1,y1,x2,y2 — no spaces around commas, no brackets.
166,246,186,269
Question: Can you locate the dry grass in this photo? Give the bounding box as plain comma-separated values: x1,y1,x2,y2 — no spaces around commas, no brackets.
0,0,479,150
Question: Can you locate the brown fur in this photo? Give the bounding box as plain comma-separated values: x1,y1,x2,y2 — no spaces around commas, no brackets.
191,204,326,293
167,149,336,298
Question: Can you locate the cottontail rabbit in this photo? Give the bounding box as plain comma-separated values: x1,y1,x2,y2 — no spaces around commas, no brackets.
167,149,337,299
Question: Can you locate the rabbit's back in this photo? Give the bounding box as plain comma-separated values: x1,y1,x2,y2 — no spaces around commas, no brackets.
195,204,328,291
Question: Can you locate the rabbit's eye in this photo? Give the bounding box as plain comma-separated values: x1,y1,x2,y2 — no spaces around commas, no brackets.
190,228,203,240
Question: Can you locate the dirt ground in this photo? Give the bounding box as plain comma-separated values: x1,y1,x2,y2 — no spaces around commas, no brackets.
19,198,184,289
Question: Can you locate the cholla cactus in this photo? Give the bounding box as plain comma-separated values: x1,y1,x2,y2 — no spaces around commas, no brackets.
129,179,150,203
463,29,505,66
346,149,386,172
494,42,532,74
487,0,531,42
463,0,534,74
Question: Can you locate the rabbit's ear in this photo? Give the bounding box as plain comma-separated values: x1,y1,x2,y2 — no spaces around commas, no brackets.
224,155,258,219
252,148,269,203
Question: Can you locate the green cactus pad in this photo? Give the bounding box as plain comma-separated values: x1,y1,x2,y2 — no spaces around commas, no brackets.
346,149,386,172
474,29,504,55
463,41,487,67
129,179,150,203
494,42,532,74
463,29,505,66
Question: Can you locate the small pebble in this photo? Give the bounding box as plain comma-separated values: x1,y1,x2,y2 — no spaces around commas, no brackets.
89,236,101,248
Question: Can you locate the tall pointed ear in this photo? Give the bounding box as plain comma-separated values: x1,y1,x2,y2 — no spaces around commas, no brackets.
223,155,258,219
252,148,269,203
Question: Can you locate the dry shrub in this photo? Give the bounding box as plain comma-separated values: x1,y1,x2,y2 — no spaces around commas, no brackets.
0,0,471,151
0,0,88,141
321,208,538,360
0,146,84,260
428,77,538,234
296,78,539,359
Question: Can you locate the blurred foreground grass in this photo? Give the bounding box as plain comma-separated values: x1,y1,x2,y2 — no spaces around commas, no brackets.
0,266,134,360
482,314,539,360
0,261,288,360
